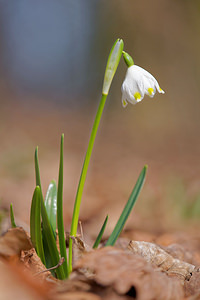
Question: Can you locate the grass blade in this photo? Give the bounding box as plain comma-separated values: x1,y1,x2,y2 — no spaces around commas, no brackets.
45,180,57,234
93,215,108,249
57,134,68,278
106,165,147,246
30,186,45,265
10,203,16,228
34,147,65,280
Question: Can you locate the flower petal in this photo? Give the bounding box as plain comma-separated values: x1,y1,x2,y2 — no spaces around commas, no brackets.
158,87,165,94
122,99,128,107
121,64,164,107
134,92,142,102
148,87,155,97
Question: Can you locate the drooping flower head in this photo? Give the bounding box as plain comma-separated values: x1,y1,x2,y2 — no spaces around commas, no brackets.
121,51,165,107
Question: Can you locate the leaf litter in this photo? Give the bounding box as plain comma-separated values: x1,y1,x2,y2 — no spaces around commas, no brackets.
0,226,200,299
128,240,197,281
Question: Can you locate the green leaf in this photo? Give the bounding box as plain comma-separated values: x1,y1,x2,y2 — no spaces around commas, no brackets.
57,134,68,278
10,203,16,228
34,147,65,280
30,186,45,265
45,180,57,234
35,147,41,188
93,215,108,249
106,165,147,246
42,231,55,276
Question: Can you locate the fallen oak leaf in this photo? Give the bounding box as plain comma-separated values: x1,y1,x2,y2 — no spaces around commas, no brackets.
184,270,200,297
0,260,49,300
128,240,196,281
187,294,200,300
51,291,101,300
35,257,65,276
20,248,54,281
165,243,194,264
56,273,92,293
0,227,33,259
74,247,184,300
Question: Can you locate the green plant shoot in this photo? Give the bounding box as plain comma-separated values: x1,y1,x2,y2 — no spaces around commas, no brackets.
10,203,16,228
30,186,45,265
93,215,108,249
34,147,66,280
68,38,124,273
57,134,68,278
44,180,57,235
106,165,147,246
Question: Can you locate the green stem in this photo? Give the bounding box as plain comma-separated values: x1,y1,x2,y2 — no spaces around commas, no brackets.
68,93,107,272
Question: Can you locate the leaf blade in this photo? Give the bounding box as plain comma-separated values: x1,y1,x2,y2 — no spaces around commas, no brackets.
30,186,45,265
93,215,108,249
34,147,65,280
10,203,17,228
106,165,147,246
44,180,57,234
57,134,68,278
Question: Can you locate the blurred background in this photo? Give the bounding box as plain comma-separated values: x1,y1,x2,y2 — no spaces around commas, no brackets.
0,0,200,237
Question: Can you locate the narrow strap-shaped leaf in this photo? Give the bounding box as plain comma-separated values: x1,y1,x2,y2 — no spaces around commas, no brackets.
106,165,147,246
35,147,41,188
10,203,16,228
42,232,55,276
30,186,45,265
34,147,65,280
57,134,68,278
93,215,108,249
45,180,57,234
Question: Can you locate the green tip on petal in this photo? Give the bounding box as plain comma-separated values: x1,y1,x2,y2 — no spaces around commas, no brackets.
148,88,154,96
134,92,141,101
122,51,134,67
102,38,124,95
122,99,127,107
159,87,165,93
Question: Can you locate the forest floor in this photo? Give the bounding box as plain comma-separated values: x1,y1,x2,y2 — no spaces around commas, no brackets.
0,101,200,299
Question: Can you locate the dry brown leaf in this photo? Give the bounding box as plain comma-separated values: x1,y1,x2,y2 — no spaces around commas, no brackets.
0,260,49,300
0,227,33,259
20,248,54,281
111,237,130,249
184,271,200,297
51,291,101,300
57,273,91,293
187,293,200,300
74,247,184,300
67,234,92,267
128,240,196,281
165,243,194,264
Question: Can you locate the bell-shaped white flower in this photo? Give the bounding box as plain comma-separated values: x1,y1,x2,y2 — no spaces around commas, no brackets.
121,52,165,107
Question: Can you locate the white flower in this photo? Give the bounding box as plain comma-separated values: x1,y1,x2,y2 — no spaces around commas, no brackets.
121,65,165,107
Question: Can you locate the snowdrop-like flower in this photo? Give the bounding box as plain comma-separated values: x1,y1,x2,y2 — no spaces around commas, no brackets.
121,51,165,107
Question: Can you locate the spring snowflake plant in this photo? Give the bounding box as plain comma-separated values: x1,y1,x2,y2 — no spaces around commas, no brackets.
10,38,165,279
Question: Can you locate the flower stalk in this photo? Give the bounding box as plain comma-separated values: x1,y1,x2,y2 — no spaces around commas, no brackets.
122,51,134,67
68,38,124,273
